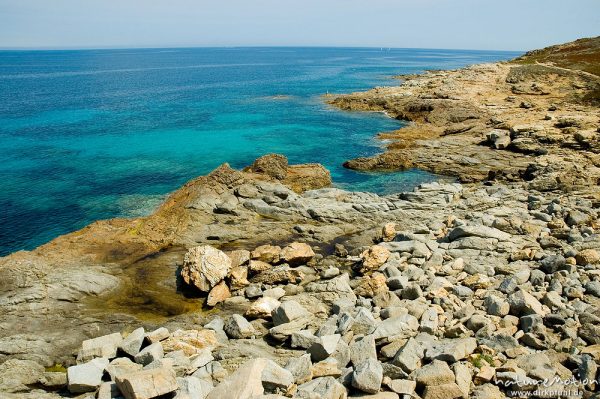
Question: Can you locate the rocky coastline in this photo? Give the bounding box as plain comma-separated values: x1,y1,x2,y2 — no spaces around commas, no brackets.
1,38,600,399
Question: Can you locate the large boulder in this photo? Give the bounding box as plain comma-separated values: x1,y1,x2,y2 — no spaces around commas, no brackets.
181,245,232,292
115,367,178,399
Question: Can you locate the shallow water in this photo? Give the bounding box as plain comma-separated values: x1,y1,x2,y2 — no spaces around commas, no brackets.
0,47,520,255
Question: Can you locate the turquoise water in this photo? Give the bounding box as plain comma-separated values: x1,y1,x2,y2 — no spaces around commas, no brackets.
0,47,520,255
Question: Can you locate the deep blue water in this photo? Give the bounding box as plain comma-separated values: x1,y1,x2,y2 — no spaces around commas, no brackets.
0,47,520,255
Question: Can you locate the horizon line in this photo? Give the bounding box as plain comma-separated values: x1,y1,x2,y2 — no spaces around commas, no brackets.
0,44,526,53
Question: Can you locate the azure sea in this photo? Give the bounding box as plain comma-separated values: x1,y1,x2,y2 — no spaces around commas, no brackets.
0,47,520,255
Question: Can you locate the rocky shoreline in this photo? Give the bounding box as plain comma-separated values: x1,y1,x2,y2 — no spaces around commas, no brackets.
1,38,600,399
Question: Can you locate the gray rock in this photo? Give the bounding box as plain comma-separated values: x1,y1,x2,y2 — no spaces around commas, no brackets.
371,314,419,343
585,281,600,298
272,300,311,326
262,359,295,392
106,357,143,381
413,359,455,386
508,290,547,316
284,354,313,384
134,342,164,366
352,358,383,394
77,332,123,362
189,349,214,371
119,327,145,357
420,307,439,333
224,314,255,339
97,381,121,399
401,283,423,300
539,255,565,274
349,335,377,366
206,358,267,399
579,355,598,390
291,330,319,349
174,376,213,399
392,338,424,373
245,284,263,299
484,295,509,316
269,316,312,341
388,379,416,395
308,334,341,362
425,338,477,363
296,377,347,399
478,334,520,353
67,357,109,393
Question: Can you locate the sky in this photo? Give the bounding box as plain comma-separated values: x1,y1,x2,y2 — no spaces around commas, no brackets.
0,0,599,51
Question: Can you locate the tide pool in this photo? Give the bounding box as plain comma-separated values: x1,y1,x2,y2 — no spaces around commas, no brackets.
0,47,520,255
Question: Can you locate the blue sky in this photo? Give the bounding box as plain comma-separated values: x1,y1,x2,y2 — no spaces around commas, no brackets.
0,0,598,51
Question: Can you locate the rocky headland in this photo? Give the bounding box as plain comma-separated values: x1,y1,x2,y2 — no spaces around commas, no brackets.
1,38,600,399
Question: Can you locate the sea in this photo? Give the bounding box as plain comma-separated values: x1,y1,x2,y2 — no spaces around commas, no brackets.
0,47,520,255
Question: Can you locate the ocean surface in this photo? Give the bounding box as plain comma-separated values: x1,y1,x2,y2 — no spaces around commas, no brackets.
0,47,520,255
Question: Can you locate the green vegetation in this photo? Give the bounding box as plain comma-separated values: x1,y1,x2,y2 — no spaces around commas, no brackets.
513,36,600,77
45,363,67,373
470,353,494,369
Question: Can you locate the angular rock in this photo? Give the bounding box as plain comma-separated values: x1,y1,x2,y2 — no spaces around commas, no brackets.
272,300,311,326
296,376,347,399
116,367,178,399
360,245,391,274
262,359,295,392
349,335,377,366
308,334,341,362
285,353,313,384
413,359,455,386
77,332,123,362
145,327,169,344
422,383,464,399
371,314,419,343
228,266,250,290
206,358,268,399
508,290,547,317
224,314,256,339
291,330,319,349
181,245,232,292
67,357,109,393
134,342,164,366
425,338,477,363
106,357,143,381
206,280,231,307
119,327,145,357
175,376,213,399
352,358,383,394
392,338,424,373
